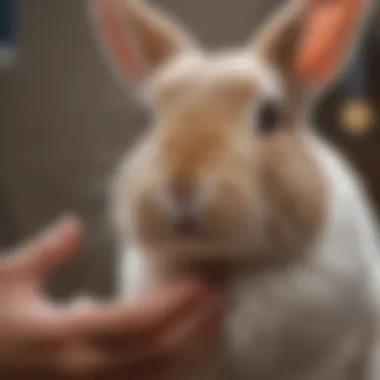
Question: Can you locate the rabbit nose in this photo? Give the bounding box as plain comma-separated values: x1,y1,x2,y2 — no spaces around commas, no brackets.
161,181,200,235
173,211,198,236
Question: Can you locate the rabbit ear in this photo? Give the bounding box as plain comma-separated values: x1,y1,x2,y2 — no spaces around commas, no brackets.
251,0,367,90
90,0,197,84
294,0,367,86
251,0,305,81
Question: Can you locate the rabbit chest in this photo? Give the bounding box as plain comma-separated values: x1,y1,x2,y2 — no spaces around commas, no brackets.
118,138,380,380
120,239,375,380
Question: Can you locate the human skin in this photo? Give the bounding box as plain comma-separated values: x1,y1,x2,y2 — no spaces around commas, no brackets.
0,216,222,380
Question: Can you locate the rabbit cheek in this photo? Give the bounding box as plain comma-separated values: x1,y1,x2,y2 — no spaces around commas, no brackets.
202,172,263,243
259,135,328,259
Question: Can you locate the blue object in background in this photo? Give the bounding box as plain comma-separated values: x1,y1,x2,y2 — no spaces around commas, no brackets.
0,0,17,43
0,0,18,65
0,0,17,48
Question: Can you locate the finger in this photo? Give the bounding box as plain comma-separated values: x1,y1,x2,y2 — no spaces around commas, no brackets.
52,300,221,380
97,290,222,364
64,278,216,341
0,345,70,380
294,0,365,83
5,215,83,281
25,295,100,345
110,364,174,380
106,304,221,380
153,293,222,363
54,343,172,380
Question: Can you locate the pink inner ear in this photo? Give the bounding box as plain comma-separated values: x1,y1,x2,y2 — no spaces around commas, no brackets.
294,0,365,85
91,0,143,81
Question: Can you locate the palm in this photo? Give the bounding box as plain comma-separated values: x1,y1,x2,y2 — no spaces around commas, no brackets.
0,217,219,380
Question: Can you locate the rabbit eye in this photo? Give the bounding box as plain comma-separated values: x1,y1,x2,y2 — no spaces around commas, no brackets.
256,100,281,134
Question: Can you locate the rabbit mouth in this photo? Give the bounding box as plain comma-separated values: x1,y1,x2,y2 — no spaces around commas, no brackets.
188,261,232,287
150,240,293,284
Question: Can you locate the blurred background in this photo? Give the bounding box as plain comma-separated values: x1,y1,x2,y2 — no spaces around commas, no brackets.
0,0,379,299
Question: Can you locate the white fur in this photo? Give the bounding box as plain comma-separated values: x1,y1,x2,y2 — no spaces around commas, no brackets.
117,132,380,380
95,0,380,376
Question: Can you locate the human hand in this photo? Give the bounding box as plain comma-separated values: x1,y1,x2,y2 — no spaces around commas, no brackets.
0,217,222,380
295,0,365,82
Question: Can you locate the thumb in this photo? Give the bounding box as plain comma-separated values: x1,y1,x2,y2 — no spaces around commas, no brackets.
7,215,83,283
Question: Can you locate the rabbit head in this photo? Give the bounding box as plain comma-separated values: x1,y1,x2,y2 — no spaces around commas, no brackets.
92,0,365,271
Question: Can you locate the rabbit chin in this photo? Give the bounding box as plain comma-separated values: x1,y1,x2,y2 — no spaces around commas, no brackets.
137,231,306,284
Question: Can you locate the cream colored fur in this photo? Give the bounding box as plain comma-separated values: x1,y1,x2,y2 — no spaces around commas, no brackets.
97,0,380,379
117,132,380,380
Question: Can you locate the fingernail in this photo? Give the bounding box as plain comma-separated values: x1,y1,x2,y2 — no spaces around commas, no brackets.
40,214,81,244
39,220,64,243
56,213,82,232
56,213,82,229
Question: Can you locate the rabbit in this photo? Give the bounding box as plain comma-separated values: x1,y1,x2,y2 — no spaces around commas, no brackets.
91,0,380,379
